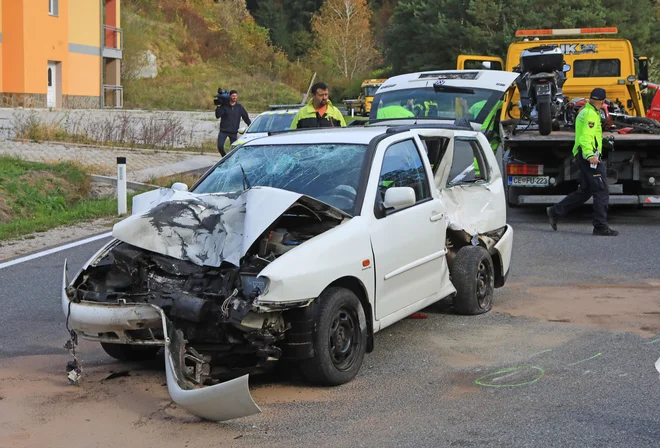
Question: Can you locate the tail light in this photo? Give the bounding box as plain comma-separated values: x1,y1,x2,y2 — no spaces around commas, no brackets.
507,164,544,175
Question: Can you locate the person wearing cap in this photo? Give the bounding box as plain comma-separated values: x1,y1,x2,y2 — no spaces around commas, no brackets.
215,90,251,157
546,87,618,236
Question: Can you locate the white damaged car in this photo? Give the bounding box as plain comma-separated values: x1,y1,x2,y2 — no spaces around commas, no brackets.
63,117,513,420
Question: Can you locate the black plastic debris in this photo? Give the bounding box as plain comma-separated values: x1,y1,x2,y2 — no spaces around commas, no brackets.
103,370,132,381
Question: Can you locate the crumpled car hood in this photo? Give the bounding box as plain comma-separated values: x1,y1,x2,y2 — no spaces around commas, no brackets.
113,186,348,268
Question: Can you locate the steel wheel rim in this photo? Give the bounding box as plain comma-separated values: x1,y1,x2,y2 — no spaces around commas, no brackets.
476,260,493,309
328,306,360,371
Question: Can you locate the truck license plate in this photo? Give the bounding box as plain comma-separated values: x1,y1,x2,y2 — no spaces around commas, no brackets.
508,175,549,187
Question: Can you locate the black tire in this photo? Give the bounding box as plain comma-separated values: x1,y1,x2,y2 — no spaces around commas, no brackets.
537,96,552,136
451,246,495,315
506,184,520,208
300,287,367,386
100,342,161,361
628,116,659,126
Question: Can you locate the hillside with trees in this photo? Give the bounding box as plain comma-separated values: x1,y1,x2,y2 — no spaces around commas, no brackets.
122,0,660,111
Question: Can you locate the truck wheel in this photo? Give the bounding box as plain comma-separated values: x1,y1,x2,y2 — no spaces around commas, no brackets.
300,287,367,386
506,185,520,208
101,342,161,361
451,246,494,315
537,96,552,136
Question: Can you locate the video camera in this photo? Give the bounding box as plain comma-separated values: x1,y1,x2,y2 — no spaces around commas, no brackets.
214,88,231,107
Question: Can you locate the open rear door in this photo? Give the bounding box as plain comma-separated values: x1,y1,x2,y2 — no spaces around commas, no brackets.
457,55,505,71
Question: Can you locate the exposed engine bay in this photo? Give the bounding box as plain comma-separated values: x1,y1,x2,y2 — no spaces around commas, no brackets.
67,189,345,386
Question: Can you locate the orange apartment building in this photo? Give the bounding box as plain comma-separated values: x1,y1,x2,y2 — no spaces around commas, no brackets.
0,0,122,109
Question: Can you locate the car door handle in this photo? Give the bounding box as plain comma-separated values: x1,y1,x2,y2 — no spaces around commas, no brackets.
430,212,444,222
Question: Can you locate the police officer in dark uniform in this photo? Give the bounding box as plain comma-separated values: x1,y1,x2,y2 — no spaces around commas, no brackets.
547,87,618,236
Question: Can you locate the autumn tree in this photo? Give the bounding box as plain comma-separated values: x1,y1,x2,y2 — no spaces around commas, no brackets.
311,0,379,79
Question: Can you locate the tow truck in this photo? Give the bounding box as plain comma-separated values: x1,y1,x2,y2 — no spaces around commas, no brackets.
458,27,660,207
344,78,388,116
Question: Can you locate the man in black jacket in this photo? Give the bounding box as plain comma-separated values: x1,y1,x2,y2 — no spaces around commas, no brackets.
215,90,251,156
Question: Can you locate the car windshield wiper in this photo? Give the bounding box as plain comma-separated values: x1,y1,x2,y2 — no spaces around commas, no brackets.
239,164,251,190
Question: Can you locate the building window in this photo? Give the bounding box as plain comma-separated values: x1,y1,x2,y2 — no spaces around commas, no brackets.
48,68,52,87
49,0,59,16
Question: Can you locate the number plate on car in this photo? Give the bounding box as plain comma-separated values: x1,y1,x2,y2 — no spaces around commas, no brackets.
507,176,549,187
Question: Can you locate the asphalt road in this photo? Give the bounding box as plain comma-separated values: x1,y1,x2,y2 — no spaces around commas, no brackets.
1,205,660,447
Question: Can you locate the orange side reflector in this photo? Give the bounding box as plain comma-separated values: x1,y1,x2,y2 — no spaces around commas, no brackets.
362,259,370,267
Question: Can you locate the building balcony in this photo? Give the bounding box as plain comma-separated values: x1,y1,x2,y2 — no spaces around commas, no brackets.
103,25,123,59
103,85,123,109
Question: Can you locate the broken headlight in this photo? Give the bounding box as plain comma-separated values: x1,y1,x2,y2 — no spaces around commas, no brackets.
240,274,269,297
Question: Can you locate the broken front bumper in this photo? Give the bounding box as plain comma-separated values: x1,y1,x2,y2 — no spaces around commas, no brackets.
62,260,262,421
61,260,163,344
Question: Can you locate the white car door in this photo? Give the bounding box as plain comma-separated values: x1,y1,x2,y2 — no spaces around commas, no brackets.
434,132,506,235
364,135,452,323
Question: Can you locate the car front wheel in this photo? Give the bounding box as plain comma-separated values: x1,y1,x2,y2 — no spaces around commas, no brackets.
300,287,367,386
451,246,494,315
100,342,162,361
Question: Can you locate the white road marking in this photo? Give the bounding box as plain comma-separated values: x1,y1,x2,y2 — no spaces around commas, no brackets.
0,232,112,270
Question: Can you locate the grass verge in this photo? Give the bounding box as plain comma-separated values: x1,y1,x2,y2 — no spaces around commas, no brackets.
0,156,131,241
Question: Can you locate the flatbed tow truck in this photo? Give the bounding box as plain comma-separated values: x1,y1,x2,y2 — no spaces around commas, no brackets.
459,27,660,207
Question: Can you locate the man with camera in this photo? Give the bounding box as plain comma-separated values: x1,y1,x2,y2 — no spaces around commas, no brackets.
215,89,251,156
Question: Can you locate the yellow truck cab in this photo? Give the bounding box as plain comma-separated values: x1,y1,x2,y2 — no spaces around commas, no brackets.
344,78,388,116
458,27,647,118
457,28,660,207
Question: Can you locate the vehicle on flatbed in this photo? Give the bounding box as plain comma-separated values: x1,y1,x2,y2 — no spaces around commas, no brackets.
458,27,660,207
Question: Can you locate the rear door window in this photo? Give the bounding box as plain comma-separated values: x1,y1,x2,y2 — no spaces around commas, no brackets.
447,138,489,186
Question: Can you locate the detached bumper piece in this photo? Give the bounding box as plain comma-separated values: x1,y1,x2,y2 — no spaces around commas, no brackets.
161,307,262,421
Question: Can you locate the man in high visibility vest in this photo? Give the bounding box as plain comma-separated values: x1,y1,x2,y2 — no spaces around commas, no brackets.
546,88,618,236
473,99,503,176
291,82,346,129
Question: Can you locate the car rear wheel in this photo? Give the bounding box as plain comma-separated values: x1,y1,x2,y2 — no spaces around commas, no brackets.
451,246,494,315
100,342,161,361
300,287,367,386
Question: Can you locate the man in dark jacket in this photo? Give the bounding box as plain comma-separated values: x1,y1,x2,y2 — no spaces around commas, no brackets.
215,90,251,156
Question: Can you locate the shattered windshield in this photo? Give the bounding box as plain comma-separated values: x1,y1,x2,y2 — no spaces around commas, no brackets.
246,113,296,134
193,144,369,215
370,87,501,123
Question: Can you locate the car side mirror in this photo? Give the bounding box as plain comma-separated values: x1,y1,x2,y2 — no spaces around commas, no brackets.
171,182,189,192
383,187,416,211
238,127,246,135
